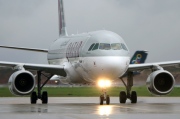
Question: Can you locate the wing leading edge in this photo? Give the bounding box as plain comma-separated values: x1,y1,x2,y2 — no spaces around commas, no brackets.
0,45,48,53
0,61,66,77
128,60,180,71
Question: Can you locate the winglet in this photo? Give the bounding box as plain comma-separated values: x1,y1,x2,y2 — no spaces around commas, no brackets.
58,0,68,36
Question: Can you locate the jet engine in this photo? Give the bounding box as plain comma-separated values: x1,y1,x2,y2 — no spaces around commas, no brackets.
146,70,175,95
8,70,35,96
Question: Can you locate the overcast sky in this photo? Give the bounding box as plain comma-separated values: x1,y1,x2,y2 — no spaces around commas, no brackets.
0,0,180,64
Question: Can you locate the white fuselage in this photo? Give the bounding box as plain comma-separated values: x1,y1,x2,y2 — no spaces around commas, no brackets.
47,30,130,84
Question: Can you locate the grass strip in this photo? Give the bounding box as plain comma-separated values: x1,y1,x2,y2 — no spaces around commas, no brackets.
0,86,180,97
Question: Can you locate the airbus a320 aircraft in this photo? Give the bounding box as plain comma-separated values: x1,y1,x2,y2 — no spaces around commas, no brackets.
0,0,179,105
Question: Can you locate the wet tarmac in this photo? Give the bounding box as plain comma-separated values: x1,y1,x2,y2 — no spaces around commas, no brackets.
0,97,180,119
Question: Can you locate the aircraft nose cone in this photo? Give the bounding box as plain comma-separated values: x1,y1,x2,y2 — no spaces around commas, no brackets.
84,56,129,81
100,56,129,78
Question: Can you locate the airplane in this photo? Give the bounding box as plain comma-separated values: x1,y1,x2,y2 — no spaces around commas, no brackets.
0,0,179,105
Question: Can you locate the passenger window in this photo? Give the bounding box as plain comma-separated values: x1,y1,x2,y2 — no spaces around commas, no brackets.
121,43,128,51
88,43,95,51
99,43,111,50
92,43,99,50
111,43,121,50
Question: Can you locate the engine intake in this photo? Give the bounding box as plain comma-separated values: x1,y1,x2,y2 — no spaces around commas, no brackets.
146,70,175,95
9,70,35,96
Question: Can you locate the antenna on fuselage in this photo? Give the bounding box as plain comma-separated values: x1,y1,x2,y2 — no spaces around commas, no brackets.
58,0,68,36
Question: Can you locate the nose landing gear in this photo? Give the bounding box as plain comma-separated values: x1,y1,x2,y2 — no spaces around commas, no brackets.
99,88,110,105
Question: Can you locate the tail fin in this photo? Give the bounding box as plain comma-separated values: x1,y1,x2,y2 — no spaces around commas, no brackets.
58,0,68,36
130,50,148,64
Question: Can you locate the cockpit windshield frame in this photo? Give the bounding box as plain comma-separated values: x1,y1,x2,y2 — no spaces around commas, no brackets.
99,43,111,50
88,43,128,51
92,43,99,50
111,43,122,50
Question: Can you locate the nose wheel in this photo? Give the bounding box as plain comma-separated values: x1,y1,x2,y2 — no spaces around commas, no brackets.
99,89,110,105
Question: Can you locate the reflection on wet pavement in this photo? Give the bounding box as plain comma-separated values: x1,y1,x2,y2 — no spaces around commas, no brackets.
98,105,112,116
0,97,180,119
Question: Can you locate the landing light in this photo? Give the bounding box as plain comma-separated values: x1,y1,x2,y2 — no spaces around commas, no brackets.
55,80,58,84
98,80,111,88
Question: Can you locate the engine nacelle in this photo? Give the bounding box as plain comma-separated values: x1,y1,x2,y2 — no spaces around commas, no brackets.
8,70,35,96
146,70,175,95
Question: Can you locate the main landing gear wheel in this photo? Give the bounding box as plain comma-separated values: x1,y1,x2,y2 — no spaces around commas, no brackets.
119,72,138,104
30,71,53,104
42,91,48,104
31,91,37,104
119,91,126,103
131,91,137,103
119,91,137,104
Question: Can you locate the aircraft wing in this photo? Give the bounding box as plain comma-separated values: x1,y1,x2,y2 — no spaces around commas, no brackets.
0,45,48,53
0,61,66,77
128,60,180,71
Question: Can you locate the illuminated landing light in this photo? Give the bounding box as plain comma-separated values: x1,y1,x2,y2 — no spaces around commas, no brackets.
55,80,58,84
98,106,112,116
98,80,111,88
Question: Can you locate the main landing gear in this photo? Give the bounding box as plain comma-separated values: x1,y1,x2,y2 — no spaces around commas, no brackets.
30,71,53,104
119,71,137,104
99,88,110,105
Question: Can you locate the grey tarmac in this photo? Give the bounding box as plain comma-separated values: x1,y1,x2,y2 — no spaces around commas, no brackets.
0,97,180,119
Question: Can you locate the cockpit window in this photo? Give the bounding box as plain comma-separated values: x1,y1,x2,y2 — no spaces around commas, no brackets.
88,43,128,51
92,43,99,50
121,43,128,51
99,43,111,50
111,43,121,50
88,43,95,51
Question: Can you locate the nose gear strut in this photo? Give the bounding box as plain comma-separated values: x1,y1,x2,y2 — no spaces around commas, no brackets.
99,88,110,105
